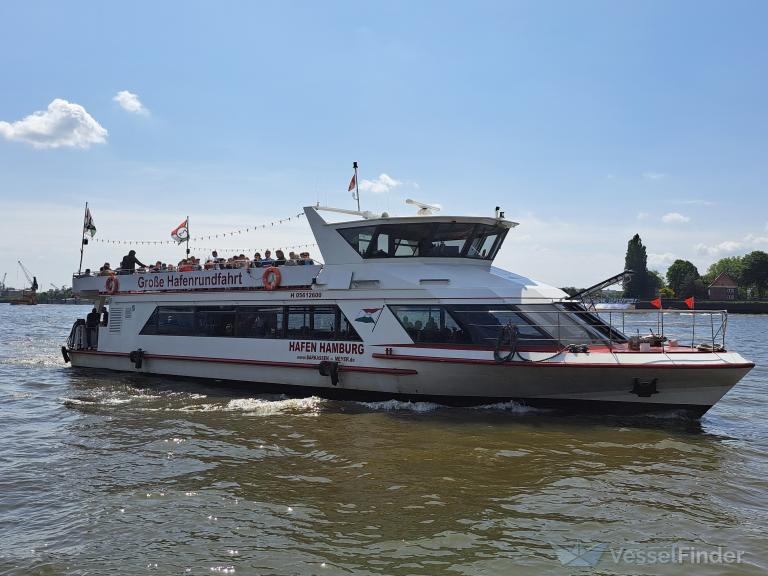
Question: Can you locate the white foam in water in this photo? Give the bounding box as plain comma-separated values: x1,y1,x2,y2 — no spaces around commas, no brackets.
358,398,541,414
178,395,327,415
471,400,542,413
357,399,443,412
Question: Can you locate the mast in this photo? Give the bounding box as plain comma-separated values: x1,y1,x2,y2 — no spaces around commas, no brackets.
353,161,360,212
78,202,88,274
186,215,190,258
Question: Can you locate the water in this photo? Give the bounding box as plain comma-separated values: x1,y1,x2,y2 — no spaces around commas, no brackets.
1,305,766,575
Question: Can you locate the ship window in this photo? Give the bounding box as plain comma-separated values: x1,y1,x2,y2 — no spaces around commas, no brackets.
236,306,284,338
312,306,337,338
518,305,606,345
149,306,197,336
287,306,312,339
338,222,508,260
196,306,236,337
338,226,376,257
446,305,550,346
389,305,471,344
139,305,361,341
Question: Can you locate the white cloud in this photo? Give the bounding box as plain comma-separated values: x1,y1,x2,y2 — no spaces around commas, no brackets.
661,212,690,224
671,199,715,206
0,99,107,149
359,173,402,194
113,90,149,114
695,240,744,257
648,252,677,269
643,172,666,180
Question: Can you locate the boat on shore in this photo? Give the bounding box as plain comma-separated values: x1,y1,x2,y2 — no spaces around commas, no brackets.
63,203,754,417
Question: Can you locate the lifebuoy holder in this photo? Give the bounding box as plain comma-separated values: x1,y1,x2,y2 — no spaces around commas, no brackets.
262,266,281,290
105,274,119,295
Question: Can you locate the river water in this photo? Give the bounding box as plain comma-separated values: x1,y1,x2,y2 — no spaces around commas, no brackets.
1,304,766,575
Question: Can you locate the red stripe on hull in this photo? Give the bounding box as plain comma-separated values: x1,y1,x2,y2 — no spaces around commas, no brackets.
69,350,417,375
371,352,755,370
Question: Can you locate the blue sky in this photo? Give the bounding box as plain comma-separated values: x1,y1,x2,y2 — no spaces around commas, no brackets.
1,1,766,289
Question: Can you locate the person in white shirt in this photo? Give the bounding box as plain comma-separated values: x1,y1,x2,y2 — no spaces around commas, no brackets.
206,250,221,270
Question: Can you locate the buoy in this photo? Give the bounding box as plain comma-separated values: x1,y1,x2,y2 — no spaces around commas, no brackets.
262,267,281,290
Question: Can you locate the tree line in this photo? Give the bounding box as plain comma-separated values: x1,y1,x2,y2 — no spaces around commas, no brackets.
623,234,768,300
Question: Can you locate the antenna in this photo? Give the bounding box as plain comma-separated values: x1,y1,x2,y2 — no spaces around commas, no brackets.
405,198,441,216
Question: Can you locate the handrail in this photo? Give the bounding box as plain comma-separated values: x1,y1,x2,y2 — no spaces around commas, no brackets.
456,307,728,351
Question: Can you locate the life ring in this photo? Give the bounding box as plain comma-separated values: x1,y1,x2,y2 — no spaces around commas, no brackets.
262,266,281,290
105,274,119,295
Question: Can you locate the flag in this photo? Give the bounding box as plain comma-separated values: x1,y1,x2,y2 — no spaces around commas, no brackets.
650,297,662,309
684,296,695,309
84,207,97,237
171,219,189,244
348,173,357,198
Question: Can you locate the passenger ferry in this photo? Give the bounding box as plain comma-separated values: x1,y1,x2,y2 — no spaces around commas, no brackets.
64,203,754,416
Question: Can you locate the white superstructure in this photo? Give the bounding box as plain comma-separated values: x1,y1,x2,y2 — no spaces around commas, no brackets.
65,204,754,416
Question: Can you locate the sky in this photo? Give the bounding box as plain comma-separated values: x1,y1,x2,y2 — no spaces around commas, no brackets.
1,0,766,290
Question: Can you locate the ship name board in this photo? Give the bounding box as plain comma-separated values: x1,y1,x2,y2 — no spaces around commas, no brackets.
289,341,364,355
136,272,245,290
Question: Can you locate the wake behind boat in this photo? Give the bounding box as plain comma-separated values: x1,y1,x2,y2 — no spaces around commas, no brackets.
63,202,754,417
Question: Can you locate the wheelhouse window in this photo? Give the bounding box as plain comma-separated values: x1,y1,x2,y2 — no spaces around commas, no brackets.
140,304,360,341
338,222,508,260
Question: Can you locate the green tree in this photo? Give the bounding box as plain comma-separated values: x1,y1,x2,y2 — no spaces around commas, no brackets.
704,256,744,285
666,259,699,297
623,234,650,298
647,270,665,296
741,250,768,298
659,286,675,298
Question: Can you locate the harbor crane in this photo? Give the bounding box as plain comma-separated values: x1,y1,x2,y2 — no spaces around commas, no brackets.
1,272,6,290
18,260,38,292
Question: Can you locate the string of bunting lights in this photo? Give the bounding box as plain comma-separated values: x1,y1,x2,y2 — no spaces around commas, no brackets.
89,212,305,246
188,243,318,254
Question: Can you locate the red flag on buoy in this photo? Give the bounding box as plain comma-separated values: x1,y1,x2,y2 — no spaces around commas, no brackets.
650,297,662,309
685,296,695,309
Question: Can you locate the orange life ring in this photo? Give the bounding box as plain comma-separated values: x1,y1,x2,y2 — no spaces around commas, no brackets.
262,266,281,290
105,274,119,295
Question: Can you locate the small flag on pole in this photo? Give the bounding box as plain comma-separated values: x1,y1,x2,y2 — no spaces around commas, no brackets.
171,218,189,244
684,296,695,309
348,173,357,198
84,207,97,237
650,297,662,309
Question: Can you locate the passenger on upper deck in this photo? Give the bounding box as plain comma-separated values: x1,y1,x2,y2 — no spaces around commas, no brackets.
275,250,287,266
300,252,314,265
119,250,147,275
252,252,262,267
98,263,113,276
262,250,275,267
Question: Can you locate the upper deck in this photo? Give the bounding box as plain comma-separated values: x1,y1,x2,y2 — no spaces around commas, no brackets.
71,204,564,301
72,265,322,296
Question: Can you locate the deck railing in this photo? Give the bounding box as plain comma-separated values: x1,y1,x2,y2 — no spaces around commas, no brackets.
484,307,729,351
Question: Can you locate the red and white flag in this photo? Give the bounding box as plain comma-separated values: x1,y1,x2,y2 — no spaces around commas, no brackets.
171,218,189,244
650,297,662,309
684,296,695,309
348,173,357,198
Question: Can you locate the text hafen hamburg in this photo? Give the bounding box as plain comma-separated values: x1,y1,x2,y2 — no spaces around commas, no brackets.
289,341,365,355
